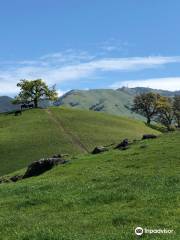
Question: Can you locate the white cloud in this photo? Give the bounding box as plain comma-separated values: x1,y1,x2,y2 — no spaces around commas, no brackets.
0,52,180,96
99,39,128,53
57,89,67,97
110,77,180,91
0,81,19,95
40,49,95,64
84,56,180,71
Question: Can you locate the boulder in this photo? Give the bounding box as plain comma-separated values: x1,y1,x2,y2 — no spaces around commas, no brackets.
10,175,23,182
142,134,157,140
91,146,108,154
23,157,69,178
114,139,129,150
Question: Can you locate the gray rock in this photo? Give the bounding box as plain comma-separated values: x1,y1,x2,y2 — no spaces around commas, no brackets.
91,146,108,154
114,139,129,150
23,157,69,178
10,175,23,182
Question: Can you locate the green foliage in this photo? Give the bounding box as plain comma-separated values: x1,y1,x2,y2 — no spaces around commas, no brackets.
173,95,180,127
156,96,174,130
132,93,180,130
13,79,58,108
132,93,160,124
0,132,179,239
0,107,159,176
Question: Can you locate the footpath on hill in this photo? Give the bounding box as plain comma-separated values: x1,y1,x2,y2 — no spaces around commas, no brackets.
45,109,89,153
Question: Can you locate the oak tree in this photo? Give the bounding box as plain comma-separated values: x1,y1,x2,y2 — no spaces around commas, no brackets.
13,79,58,108
132,93,160,124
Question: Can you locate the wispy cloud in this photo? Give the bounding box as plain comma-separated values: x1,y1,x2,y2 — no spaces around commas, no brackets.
98,39,129,53
0,49,180,95
110,77,180,91
40,49,96,64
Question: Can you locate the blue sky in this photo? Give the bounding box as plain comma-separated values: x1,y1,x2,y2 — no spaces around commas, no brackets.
0,0,180,96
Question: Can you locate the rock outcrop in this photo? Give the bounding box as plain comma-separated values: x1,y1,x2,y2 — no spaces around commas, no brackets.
23,156,69,178
114,139,129,150
91,146,108,154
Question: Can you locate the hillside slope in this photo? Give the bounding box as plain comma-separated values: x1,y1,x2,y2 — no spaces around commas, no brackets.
0,107,159,176
0,132,179,239
55,87,179,118
56,89,142,119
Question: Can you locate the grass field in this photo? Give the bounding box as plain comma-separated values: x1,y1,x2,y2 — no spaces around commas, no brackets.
0,131,179,239
0,107,159,176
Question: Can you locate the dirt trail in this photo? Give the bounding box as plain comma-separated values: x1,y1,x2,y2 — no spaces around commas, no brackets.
45,109,89,153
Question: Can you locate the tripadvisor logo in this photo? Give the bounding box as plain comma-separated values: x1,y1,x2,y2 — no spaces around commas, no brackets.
135,227,143,236
135,226,174,236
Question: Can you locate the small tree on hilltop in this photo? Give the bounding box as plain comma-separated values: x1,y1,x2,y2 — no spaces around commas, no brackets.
173,95,180,128
13,79,58,108
132,92,160,124
156,96,174,130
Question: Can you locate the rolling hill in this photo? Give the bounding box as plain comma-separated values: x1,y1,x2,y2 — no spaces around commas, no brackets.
0,107,159,176
0,131,179,239
55,89,141,119
55,87,179,118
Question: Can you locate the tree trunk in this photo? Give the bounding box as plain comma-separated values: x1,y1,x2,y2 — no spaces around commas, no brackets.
34,98,38,108
147,118,151,125
178,119,180,128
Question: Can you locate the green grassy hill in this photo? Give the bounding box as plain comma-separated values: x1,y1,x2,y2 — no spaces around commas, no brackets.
0,107,159,176
56,87,180,119
56,89,142,119
0,132,179,239
55,87,179,119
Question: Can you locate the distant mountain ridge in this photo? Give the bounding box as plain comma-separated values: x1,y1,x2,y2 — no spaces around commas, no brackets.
118,86,180,97
0,96,19,113
1,87,179,117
